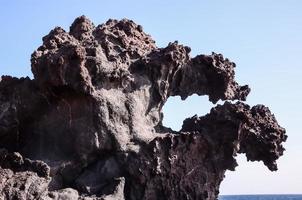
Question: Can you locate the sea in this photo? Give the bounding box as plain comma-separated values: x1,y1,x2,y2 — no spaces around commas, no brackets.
219,195,302,200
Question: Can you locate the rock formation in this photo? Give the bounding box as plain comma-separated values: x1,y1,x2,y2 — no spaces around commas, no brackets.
0,16,287,200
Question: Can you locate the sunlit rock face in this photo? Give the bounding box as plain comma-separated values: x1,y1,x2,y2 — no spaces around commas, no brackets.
0,16,286,200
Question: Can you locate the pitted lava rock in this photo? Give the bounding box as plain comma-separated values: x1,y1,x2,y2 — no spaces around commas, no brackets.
0,16,286,200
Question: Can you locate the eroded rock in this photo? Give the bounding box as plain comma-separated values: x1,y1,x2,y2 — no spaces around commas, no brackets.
0,16,286,200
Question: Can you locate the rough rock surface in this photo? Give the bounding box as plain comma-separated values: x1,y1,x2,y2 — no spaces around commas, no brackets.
0,16,286,200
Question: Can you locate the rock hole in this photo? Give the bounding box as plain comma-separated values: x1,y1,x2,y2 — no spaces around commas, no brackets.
162,94,217,131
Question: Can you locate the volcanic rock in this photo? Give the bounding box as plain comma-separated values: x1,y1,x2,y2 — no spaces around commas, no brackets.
0,16,286,200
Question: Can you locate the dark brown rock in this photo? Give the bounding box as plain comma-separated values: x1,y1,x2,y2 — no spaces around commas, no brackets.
0,16,286,200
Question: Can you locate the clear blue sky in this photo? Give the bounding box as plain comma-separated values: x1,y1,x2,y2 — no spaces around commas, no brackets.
1,0,301,195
